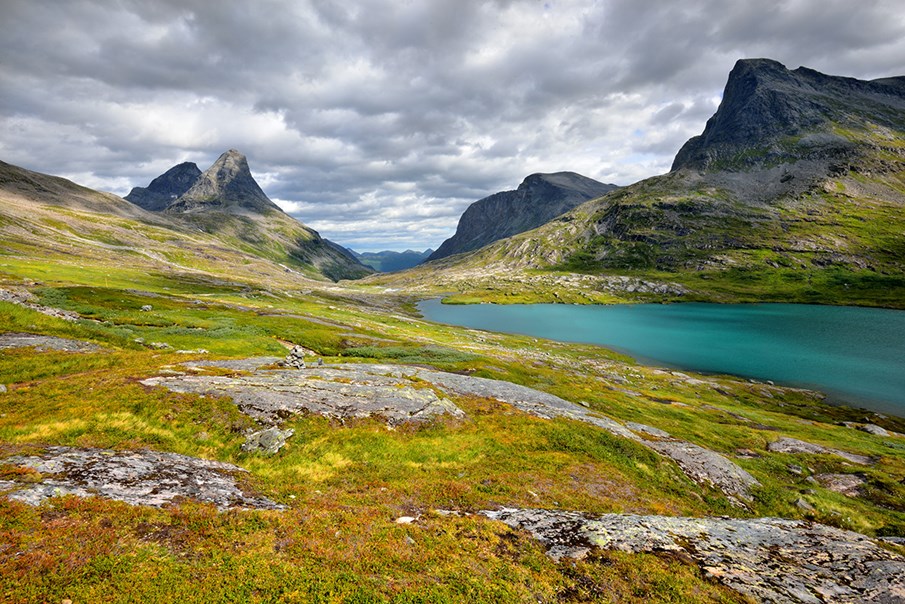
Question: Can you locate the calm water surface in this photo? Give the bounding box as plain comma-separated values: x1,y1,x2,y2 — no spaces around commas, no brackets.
418,300,905,416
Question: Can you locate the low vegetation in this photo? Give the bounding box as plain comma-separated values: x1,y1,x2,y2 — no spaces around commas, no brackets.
1,258,903,601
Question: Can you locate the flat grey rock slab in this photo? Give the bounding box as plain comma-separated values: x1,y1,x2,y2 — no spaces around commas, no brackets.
142,364,464,427
1,446,281,510
164,360,758,501
187,357,283,371
768,437,872,465
0,332,103,353
483,507,905,604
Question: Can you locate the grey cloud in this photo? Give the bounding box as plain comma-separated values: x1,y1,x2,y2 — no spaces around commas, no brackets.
2,0,904,250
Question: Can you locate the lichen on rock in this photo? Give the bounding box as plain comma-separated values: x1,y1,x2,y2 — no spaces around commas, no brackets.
1,446,281,510
483,507,905,603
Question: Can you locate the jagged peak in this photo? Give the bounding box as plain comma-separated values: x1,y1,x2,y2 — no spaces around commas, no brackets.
166,149,283,215
125,162,201,212
671,59,905,172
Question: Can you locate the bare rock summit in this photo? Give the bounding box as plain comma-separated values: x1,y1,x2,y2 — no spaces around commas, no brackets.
166,149,283,215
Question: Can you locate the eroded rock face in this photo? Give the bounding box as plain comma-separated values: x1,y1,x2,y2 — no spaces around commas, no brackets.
0,332,102,352
484,507,905,604
1,447,281,510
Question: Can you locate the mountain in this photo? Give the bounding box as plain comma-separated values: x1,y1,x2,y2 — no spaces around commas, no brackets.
672,58,905,172
165,150,282,215
426,172,618,261
381,59,905,307
0,156,371,284
124,150,372,281
353,249,434,272
124,162,201,211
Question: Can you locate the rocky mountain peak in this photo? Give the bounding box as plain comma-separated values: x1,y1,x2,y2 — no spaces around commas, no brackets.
671,59,905,171
124,162,201,211
165,149,282,215
426,171,617,262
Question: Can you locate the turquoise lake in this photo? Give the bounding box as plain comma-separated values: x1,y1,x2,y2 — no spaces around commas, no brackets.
417,300,905,417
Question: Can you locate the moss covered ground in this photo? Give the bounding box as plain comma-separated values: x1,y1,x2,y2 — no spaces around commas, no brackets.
1,258,904,602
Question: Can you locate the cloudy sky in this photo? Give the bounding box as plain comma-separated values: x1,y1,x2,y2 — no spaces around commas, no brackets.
2,1,904,251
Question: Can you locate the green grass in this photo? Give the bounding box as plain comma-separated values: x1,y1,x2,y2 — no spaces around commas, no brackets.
0,243,903,601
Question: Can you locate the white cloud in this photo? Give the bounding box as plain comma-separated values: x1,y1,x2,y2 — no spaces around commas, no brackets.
2,0,904,250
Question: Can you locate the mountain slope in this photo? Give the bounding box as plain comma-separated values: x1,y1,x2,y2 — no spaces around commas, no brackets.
0,158,370,286
426,172,617,261
386,59,905,307
125,150,372,281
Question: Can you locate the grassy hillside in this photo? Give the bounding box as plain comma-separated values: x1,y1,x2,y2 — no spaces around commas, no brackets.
1,235,904,600
0,161,371,284
369,64,905,308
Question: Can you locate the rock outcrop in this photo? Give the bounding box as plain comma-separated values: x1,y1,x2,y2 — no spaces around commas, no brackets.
427,172,617,261
484,507,905,603
141,363,466,427
145,359,758,503
0,332,102,352
124,162,201,211
767,436,872,465
1,446,281,510
241,427,294,455
165,150,282,215
0,288,80,321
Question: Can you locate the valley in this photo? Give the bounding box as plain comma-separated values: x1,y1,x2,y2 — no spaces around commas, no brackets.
1,57,905,603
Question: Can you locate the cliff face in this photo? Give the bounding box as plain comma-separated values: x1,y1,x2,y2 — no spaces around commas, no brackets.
427,172,617,261
124,162,201,212
672,58,905,171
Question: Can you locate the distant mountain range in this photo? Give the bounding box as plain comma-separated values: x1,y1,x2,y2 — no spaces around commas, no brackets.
384,59,905,307
427,172,617,261
351,249,434,272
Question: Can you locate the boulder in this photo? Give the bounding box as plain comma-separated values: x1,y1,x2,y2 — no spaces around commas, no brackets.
241,427,294,455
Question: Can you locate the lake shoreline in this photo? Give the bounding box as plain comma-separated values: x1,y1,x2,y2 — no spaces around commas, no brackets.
418,299,905,418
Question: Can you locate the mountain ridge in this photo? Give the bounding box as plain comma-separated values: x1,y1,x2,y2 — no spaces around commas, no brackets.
375,59,905,307
125,162,202,212
426,171,618,262
122,150,372,281
352,248,434,272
